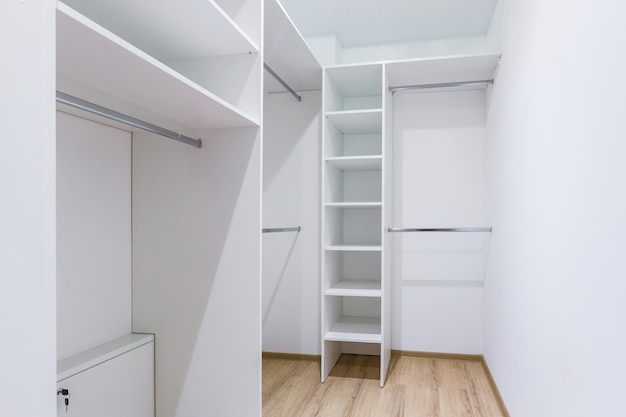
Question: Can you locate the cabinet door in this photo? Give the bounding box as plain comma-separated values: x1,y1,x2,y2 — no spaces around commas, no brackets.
57,342,154,417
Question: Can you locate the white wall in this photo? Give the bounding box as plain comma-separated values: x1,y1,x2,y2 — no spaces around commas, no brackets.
132,127,262,417
392,89,488,353
0,1,56,415
262,90,321,354
56,112,132,359
484,1,626,416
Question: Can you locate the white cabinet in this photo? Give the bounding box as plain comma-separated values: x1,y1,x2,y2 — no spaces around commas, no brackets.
56,334,154,417
321,63,392,387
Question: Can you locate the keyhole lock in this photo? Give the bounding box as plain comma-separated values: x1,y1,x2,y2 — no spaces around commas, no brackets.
57,388,70,411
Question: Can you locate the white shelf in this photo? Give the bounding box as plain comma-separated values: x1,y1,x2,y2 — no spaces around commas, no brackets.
325,244,382,252
386,54,501,88
326,110,383,134
326,280,382,297
264,0,321,94
57,333,154,382
61,0,258,60
325,202,382,208
325,316,381,343
57,3,259,131
325,155,382,171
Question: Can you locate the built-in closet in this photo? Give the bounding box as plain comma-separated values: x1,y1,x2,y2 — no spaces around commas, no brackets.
320,54,500,384
55,0,263,416
53,0,500,412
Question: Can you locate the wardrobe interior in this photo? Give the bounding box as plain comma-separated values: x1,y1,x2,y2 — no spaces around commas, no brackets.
54,0,499,415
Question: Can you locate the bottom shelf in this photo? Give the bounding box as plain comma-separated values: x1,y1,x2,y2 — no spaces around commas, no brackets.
324,316,381,343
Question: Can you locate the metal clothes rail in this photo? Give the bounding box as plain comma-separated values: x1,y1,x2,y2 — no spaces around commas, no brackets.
56,92,202,148
387,227,492,233
389,79,494,94
264,63,302,102
262,227,301,234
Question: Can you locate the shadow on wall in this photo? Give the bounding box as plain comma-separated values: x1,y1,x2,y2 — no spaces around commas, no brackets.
262,232,300,327
132,126,261,417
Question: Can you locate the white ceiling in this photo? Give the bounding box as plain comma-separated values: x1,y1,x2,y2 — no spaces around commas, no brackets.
279,0,498,47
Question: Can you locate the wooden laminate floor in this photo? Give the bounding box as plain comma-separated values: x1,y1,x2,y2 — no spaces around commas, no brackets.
263,354,506,417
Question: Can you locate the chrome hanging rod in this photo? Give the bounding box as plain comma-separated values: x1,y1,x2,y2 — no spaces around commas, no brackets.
263,63,302,102
262,226,301,234
388,227,492,233
389,79,494,94
56,91,202,148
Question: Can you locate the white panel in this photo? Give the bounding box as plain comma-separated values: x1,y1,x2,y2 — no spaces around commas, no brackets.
0,1,56,415
262,91,321,355
264,0,321,94
391,88,486,353
386,54,501,86
166,53,262,122
343,171,382,202
56,341,154,417
393,286,483,353
132,127,261,417
56,112,132,360
60,0,258,59
57,4,259,133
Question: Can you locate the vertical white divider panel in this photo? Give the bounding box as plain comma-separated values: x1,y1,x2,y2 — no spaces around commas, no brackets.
381,65,393,387
132,127,262,417
0,1,56,415
262,91,322,355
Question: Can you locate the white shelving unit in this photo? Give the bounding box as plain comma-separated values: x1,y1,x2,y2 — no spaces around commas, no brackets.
321,63,392,387
56,0,260,134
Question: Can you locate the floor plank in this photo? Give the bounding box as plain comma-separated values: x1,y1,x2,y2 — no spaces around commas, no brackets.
263,354,506,417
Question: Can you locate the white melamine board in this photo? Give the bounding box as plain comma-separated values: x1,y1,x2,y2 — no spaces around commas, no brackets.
391,88,486,354
326,244,382,251
57,334,154,382
132,128,261,417
57,4,258,132
166,52,262,122
325,155,382,171
1,2,56,415
325,202,382,208
215,0,261,47
56,112,132,360
264,0,321,94
60,0,257,60
325,316,382,343
262,91,322,355
326,110,383,134
326,280,382,297
56,339,154,417
386,54,501,87
392,286,483,353
380,69,393,387
326,64,383,98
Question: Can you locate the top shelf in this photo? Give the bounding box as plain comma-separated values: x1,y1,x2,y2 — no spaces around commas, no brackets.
264,0,321,95
57,2,259,133
60,0,258,60
386,54,501,89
